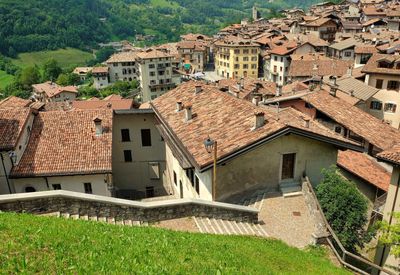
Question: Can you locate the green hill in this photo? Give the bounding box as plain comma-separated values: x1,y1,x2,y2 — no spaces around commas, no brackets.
0,0,327,57
0,212,348,274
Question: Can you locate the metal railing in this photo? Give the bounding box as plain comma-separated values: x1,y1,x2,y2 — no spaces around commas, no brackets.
303,177,396,275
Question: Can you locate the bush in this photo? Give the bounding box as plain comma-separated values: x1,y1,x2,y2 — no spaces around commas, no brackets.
316,167,369,252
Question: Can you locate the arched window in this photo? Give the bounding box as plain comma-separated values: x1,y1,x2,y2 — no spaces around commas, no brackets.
25,186,36,192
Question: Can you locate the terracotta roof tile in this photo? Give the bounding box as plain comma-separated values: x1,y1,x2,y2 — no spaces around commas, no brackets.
377,144,400,165
0,108,31,150
301,91,400,150
289,54,353,77
362,54,400,76
0,96,32,108
11,109,113,177
151,81,359,169
32,82,78,98
338,150,390,191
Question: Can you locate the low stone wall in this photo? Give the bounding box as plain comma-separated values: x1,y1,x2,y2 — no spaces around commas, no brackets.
0,190,258,223
301,177,330,244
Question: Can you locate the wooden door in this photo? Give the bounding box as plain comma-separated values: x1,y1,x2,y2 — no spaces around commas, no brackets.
281,153,296,180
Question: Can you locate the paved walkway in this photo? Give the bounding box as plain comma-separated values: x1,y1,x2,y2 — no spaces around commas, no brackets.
258,193,316,248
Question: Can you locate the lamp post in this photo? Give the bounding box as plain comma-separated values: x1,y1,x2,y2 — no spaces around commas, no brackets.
204,136,217,201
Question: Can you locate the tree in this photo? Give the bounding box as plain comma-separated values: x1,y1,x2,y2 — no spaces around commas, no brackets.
56,73,80,86
316,167,369,252
377,212,400,258
42,59,62,82
18,66,41,89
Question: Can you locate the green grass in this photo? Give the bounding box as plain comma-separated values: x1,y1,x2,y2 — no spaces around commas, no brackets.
12,48,94,70
0,212,349,274
0,70,14,89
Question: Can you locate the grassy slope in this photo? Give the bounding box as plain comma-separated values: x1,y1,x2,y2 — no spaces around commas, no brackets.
0,70,14,89
0,212,348,274
11,48,93,70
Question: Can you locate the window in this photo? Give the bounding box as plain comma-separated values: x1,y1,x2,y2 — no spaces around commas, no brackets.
384,103,397,113
251,49,257,54
344,51,352,57
113,63,118,67
243,64,248,69
195,175,200,195
186,168,195,186
121,129,130,142
173,171,177,186
149,64,155,69
243,57,249,61
280,66,283,72
334,126,342,134
370,101,382,110
251,56,257,61
234,64,240,69
375,79,383,89
83,183,92,194
251,64,257,69
124,150,132,162
387,81,399,90
52,184,61,190
243,49,249,54
234,49,240,54
25,186,36,192
274,56,277,61
146,186,155,198
148,162,160,179
281,153,296,180
150,72,155,77
141,129,152,147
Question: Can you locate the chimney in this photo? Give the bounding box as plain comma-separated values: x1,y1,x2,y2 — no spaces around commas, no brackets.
194,85,202,94
94,117,102,136
303,117,310,128
234,91,240,98
252,96,260,106
329,76,338,97
346,66,353,76
276,85,282,97
176,101,183,112
349,89,355,97
240,77,245,89
184,104,192,121
253,112,265,130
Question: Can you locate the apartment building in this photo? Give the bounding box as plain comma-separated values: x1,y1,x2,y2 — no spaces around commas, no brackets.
136,49,180,102
214,38,260,79
106,52,139,83
299,18,338,42
176,40,208,73
362,54,400,128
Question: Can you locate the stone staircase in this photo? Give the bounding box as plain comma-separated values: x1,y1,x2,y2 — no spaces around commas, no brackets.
194,217,268,237
279,181,302,198
39,211,148,226
242,192,267,210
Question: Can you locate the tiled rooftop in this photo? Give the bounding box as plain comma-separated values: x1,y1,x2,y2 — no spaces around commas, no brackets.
151,81,359,169
11,109,113,177
0,108,31,151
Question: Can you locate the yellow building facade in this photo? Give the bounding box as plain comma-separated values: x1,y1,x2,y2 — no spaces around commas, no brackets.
215,41,260,79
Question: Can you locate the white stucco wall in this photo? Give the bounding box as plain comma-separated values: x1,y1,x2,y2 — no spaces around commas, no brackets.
12,174,111,196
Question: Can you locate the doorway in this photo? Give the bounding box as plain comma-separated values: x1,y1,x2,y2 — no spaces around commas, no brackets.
281,153,296,180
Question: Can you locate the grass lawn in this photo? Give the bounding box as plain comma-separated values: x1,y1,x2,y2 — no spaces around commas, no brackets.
0,70,14,89
0,212,349,274
11,48,94,70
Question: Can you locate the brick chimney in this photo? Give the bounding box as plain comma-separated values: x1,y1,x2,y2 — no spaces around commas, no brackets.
176,101,183,112
94,117,103,136
303,117,310,128
184,104,192,121
194,85,202,94
253,112,265,130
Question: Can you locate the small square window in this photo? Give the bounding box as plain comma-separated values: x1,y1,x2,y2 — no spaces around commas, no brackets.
124,150,132,162
52,184,61,190
84,182,92,194
121,129,130,142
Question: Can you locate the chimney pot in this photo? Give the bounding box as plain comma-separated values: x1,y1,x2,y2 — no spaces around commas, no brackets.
253,112,265,129
276,85,282,97
252,96,260,106
94,117,103,136
349,90,355,97
184,104,192,121
240,77,245,88
194,85,202,94
303,117,310,128
176,101,183,112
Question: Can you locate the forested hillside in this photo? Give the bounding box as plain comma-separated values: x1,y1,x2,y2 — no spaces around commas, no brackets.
0,0,324,57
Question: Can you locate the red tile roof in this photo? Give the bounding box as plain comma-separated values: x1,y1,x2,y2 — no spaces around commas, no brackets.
0,108,31,151
377,144,400,166
362,54,400,76
289,54,353,77
0,96,31,108
11,109,113,177
151,81,360,169
72,99,134,110
32,82,78,98
301,91,400,151
337,150,390,191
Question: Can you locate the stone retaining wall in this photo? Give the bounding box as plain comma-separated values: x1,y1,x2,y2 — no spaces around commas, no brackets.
0,190,258,223
301,177,330,244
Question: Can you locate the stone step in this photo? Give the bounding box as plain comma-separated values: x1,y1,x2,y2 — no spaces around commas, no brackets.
211,218,224,234
280,181,301,189
39,211,60,217
107,217,115,224
61,213,70,219
253,193,266,210
89,216,98,222
205,218,217,234
280,185,302,197
70,214,79,220
248,197,257,207
80,214,89,221
98,217,107,223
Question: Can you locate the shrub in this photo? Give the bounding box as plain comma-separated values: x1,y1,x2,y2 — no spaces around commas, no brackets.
316,167,369,252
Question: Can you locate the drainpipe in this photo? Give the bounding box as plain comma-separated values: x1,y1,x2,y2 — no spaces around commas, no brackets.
44,177,50,190
378,170,400,269
0,153,12,194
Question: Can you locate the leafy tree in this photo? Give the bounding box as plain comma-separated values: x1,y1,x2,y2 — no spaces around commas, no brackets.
377,212,400,258
316,167,369,252
56,73,80,86
42,59,62,82
18,66,41,89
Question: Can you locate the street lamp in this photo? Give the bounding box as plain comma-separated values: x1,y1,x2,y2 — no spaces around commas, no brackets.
204,136,217,201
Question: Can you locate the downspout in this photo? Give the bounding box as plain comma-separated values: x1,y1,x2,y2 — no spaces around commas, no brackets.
0,153,12,194
378,169,400,269
44,177,50,190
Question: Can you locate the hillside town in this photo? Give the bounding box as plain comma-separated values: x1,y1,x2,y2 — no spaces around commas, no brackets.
1,0,400,273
